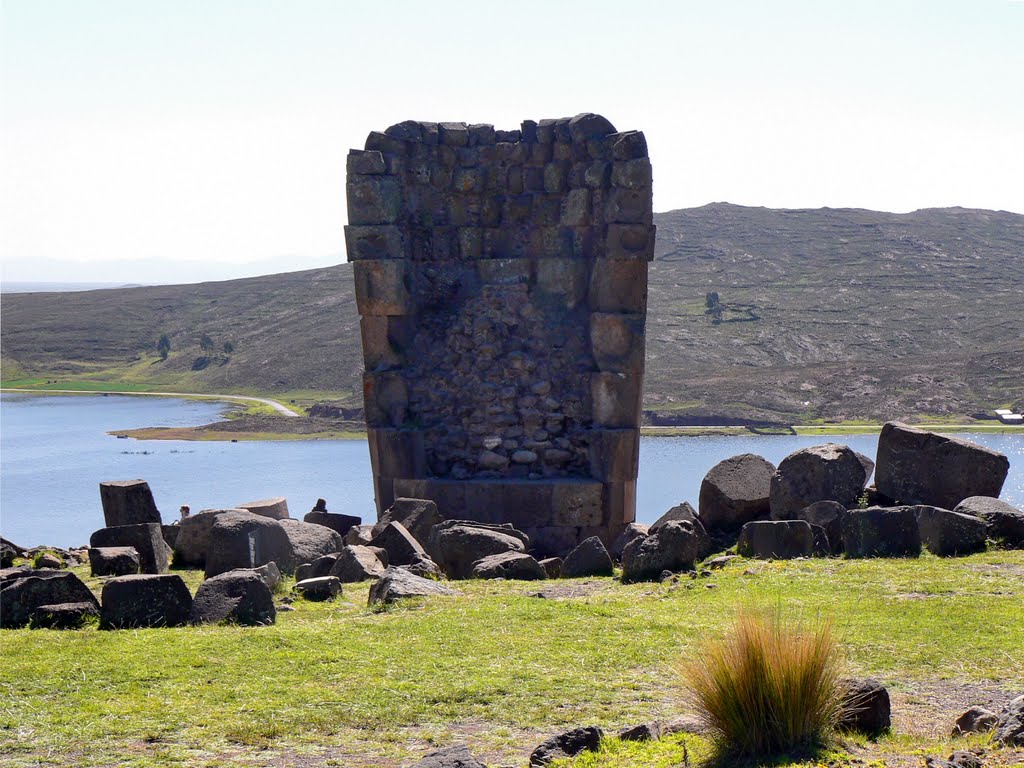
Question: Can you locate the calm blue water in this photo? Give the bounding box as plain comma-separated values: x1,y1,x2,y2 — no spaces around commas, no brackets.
2,393,1022,548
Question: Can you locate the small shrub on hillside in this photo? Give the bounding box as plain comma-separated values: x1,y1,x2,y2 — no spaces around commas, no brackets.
678,609,843,761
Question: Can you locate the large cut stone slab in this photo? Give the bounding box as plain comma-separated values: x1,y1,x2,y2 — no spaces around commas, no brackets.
371,497,441,550
99,479,161,527
330,545,386,582
770,443,868,519
915,505,987,556
173,508,246,567
737,520,815,559
954,496,1024,548
370,521,427,566
303,511,362,538
842,506,921,558
88,546,140,577
90,523,170,574
100,574,192,629
874,422,1009,509
0,569,98,629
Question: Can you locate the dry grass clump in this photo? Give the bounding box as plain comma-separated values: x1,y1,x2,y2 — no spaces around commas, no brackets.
679,609,844,761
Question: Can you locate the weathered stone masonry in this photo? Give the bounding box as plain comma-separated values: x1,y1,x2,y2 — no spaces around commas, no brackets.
345,113,653,555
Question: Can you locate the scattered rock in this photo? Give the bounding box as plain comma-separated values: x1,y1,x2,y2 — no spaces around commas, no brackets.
875,422,1009,509
293,576,342,601
399,554,445,580
560,536,614,578
237,496,290,520
190,570,276,625
303,511,361,538
737,520,815,559
368,567,460,604
295,563,314,583
926,751,985,768
954,496,1024,548
661,714,707,735
953,705,998,736
994,694,1024,746
0,569,99,628
431,521,529,580
621,520,706,582
472,551,547,580
370,521,428,566
610,522,648,562
916,506,987,556
539,557,563,578
308,553,340,578
88,547,140,577
371,497,442,551
34,552,63,569
1,542,16,568
408,744,488,768
99,479,162,527
530,726,603,766
161,524,179,550
698,453,775,530
769,443,869,519
796,500,846,555
173,509,244,567
703,554,737,569
330,545,386,582
29,601,99,630
837,677,891,736
90,523,170,574
650,501,698,531
842,506,921,558
279,519,343,565
205,510,295,577
99,574,192,629
250,561,282,591
343,524,375,546
618,722,660,741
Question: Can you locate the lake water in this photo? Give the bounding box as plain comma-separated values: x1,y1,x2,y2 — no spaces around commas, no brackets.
2,392,1022,548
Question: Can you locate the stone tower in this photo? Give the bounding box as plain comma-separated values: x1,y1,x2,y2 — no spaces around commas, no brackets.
345,113,653,555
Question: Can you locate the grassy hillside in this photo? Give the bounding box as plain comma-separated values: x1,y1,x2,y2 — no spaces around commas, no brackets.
3,204,1023,423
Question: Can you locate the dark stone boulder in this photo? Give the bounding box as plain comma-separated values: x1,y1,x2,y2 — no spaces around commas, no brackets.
650,501,698,531
173,508,245,567
770,443,869,519
953,706,998,735
430,521,529,580
399,554,445,580
368,566,460,604
472,552,547,580
0,569,99,628
837,678,891,735
303,511,361,538
343,524,375,546
560,536,614,578
621,520,706,582
330,545,386,582
295,563,314,583
995,694,1024,746
161,524,179,550
35,552,64,569
279,519,343,565
610,523,648,562
309,553,340,578
539,557,562,578
189,570,276,625
843,507,921,558
737,520,815,559
1,542,16,568
370,521,428,566
915,506,987,556
409,744,487,768
88,546,140,577
796,501,846,555
371,497,442,552
954,496,1024,548
90,523,170,574
875,422,1009,509
99,574,193,629
205,510,295,577
293,576,342,601
618,722,660,741
926,752,984,768
251,561,282,590
99,479,161,527
699,453,775,531
29,601,100,629
529,726,603,766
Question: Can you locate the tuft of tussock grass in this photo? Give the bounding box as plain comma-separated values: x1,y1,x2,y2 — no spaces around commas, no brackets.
678,608,844,761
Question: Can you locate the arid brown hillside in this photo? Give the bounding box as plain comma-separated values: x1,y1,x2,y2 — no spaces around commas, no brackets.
3,204,1022,423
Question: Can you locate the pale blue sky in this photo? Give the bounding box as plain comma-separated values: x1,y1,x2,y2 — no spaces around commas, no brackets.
2,0,1022,283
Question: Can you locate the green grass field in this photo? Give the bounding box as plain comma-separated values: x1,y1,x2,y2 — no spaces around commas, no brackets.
2,552,1022,767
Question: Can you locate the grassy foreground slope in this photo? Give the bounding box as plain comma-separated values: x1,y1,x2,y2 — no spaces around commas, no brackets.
3,204,1023,423
1,552,1023,767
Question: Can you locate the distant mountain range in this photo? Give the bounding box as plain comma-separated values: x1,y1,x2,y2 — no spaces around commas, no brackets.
3,204,1022,424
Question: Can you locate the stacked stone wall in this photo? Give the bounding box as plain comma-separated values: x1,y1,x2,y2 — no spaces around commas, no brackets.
346,113,653,554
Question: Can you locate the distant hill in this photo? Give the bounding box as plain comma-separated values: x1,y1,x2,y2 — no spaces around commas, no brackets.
3,204,1022,424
